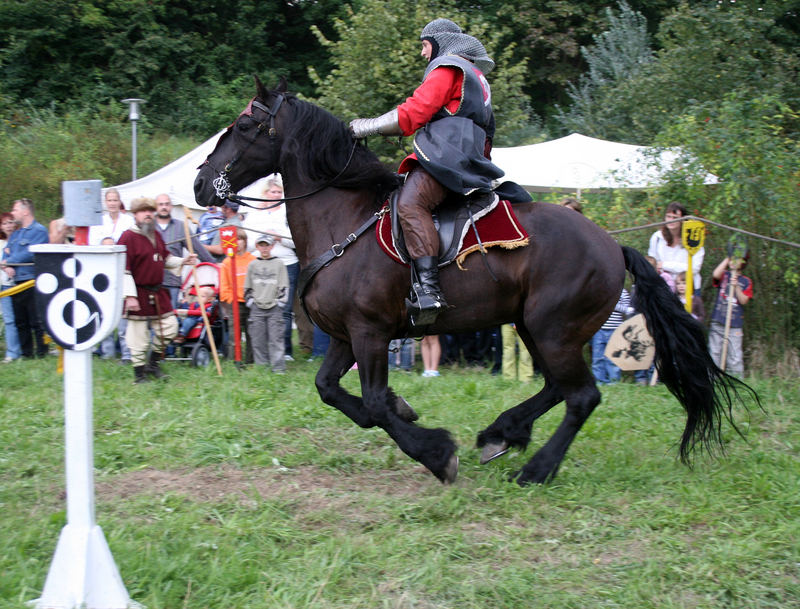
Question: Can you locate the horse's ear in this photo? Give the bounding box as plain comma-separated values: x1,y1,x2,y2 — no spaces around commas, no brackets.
276,76,288,93
254,75,268,99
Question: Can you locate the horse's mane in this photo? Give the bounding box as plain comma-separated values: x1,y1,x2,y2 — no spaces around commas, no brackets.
277,92,402,197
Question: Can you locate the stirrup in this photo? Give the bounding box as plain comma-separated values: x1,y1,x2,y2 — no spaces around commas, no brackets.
405,295,445,326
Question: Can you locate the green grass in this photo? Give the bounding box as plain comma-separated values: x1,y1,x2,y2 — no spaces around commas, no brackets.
0,356,797,608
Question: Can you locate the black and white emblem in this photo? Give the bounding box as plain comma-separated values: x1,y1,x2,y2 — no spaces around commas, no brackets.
34,250,123,351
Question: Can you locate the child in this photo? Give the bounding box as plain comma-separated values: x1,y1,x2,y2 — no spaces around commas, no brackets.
591,288,634,385
220,229,256,362
245,234,289,372
708,255,753,375
174,286,216,343
674,271,705,322
646,255,675,292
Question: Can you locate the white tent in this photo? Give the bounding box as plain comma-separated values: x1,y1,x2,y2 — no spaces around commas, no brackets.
491,132,717,194
106,129,271,215
107,131,715,212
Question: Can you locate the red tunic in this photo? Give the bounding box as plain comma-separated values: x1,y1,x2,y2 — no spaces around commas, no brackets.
118,228,174,320
397,66,464,135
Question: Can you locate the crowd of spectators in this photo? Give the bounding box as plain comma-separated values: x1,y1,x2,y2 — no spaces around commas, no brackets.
0,193,752,381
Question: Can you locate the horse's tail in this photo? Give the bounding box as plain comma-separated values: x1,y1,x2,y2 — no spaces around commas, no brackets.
622,246,760,462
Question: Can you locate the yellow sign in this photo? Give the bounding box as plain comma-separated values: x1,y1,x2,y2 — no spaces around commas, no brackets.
681,219,706,255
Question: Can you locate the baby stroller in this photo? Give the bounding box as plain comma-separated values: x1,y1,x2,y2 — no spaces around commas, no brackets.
170,262,227,367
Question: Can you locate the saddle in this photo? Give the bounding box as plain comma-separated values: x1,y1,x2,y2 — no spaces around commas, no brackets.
378,180,532,269
389,191,498,266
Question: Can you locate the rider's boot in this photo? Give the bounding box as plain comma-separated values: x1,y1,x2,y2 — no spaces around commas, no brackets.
408,256,447,326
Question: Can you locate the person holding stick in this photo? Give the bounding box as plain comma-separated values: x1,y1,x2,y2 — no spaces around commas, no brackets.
118,198,198,383
708,252,753,376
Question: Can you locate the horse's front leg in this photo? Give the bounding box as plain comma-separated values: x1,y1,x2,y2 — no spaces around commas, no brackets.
315,338,374,428
315,338,418,428
352,334,458,483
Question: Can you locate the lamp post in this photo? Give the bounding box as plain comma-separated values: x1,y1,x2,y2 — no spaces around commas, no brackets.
121,98,145,181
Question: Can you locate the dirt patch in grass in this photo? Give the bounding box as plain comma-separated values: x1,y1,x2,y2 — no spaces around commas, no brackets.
96,463,434,513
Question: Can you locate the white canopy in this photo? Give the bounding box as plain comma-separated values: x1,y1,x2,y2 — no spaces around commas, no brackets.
106,129,271,213
491,133,717,193
107,131,716,211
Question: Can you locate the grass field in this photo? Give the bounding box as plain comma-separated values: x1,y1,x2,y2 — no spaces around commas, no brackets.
0,355,797,608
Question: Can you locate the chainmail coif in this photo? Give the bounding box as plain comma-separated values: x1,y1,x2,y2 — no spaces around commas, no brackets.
420,18,495,75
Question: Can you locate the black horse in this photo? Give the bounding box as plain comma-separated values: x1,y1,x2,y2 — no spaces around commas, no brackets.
195,79,756,485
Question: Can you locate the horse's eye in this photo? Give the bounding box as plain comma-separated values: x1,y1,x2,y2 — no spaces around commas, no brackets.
237,120,250,131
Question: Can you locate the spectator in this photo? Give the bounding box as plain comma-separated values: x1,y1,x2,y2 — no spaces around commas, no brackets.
1,212,21,362
389,338,415,371
97,236,132,362
591,288,633,385
675,271,705,322
245,234,289,372
501,323,533,382
708,254,753,376
197,205,225,246
242,176,299,361
220,229,256,363
648,201,704,288
3,198,49,358
153,193,214,308
88,188,135,245
645,255,675,292
560,197,583,213
205,201,243,262
174,286,216,343
48,204,76,244
118,197,197,383
421,334,441,377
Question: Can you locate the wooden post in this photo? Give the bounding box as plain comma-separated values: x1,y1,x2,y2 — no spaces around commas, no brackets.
681,219,706,315
183,217,222,375
719,267,739,372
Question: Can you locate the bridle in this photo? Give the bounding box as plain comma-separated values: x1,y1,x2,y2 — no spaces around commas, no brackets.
202,92,360,210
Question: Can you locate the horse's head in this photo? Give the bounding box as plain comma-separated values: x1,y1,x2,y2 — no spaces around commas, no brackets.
194,76,287,207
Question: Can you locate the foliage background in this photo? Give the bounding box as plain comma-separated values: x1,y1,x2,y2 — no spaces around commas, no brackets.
0,0,797,366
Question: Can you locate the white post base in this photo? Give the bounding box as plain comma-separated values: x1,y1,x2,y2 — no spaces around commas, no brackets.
30,524,136,609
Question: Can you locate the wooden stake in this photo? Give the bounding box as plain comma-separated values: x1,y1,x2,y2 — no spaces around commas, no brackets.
719,266,738,372
183,217,223,375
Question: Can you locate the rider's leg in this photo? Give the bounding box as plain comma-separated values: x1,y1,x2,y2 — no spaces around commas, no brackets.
397,166,448,320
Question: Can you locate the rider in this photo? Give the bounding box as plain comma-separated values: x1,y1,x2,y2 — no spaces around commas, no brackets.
350,18,503,324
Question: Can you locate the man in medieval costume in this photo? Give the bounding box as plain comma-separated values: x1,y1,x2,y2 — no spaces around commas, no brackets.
118,197,197,383
350,18,504,324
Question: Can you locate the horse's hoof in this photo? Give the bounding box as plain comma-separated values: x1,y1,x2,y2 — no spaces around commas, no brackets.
394,396,419,422
480,441,509,464
441,454,459,484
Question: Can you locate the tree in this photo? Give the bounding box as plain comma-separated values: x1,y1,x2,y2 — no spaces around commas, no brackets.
555,1,654,140
0,0,353,135
556,0,799,142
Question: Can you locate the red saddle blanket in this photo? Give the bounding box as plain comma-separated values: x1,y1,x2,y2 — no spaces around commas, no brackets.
376,199,529,269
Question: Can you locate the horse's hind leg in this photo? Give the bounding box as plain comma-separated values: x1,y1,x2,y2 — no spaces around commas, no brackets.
477,378,563,463
514,346,601,485
477,326,563,462
315,338,418,428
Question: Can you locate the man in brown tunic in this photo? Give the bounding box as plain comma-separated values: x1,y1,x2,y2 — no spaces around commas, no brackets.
118,197,197,383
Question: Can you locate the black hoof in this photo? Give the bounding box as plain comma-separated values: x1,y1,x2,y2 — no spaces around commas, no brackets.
394,396,419,422
479,441,509,464
440,454,459,484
